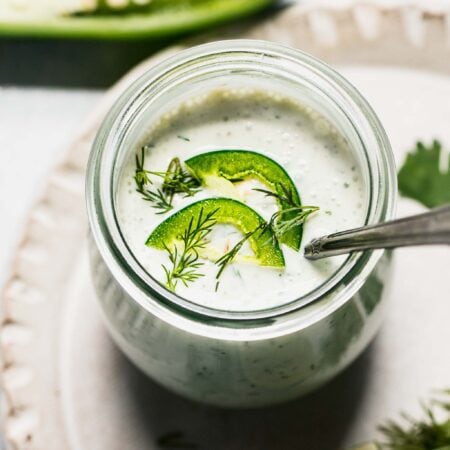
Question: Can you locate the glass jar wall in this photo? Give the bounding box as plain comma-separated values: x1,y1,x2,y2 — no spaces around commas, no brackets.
86,40,396,407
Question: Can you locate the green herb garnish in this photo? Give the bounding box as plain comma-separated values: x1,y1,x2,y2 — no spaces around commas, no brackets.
253,183,299,207
270,205,320,241
215,222,267,290
162,207,217,292
138,186,174,215
214,188,318,288
398,140,450,208
134,147,200,214
253,185,319,242
162,157,201,201
253,184,319,239
352,390,450,450
134,146,153,191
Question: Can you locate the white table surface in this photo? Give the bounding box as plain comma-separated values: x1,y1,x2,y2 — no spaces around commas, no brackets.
0,88,102,289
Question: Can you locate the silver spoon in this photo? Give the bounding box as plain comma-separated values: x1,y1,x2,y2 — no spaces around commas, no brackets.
304,204,450,260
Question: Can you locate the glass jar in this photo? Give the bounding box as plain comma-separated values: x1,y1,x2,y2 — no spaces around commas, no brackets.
86,40,396,408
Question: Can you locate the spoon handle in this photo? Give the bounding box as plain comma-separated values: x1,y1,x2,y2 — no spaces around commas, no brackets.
304,204,450,260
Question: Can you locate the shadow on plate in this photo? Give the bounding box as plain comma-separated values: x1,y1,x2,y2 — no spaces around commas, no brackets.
115,339,376,450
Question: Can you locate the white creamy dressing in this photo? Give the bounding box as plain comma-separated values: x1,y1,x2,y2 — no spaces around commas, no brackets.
116,89,366,311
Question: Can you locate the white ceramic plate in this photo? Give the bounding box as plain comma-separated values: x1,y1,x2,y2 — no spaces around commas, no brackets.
2,4,450,449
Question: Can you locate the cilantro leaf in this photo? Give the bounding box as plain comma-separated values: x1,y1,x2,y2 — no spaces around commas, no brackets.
398,140,450,208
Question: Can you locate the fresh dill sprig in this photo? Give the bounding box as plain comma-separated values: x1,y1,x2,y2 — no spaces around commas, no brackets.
253,185,318,241
214,200,318,289
215,223,266,291
134,147,200,214
253,184,319,241
163,208,218,291
376,390,450,450
270,205,320,240
253,184,299,207
137,187,173,215
134,146,153,191
351,390,450,450
161,157,201,201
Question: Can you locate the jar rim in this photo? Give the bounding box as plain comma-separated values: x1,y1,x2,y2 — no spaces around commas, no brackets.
86,39,397,329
